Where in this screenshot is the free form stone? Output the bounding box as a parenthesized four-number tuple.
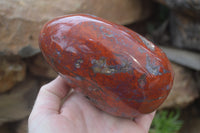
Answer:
(39, 14, 174, 118)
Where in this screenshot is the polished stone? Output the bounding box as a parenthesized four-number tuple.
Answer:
(39, 14, 174, 118)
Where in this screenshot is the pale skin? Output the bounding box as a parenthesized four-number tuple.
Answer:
(28, 76, 155, 133)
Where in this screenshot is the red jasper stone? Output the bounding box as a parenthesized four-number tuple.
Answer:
(39, 14, 174, 118)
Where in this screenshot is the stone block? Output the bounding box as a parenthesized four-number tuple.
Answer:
(160, 63, 199, 109)
(0, 0, 152, 57)
(0, 56, 26, 93)
(0, 79, 39, 125)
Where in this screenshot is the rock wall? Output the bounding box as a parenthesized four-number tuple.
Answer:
(0, 0, 199, 132)
(155, 0, 200, 51)
(0, 0, 152, 56)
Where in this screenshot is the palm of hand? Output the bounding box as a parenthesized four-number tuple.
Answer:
(29, 77, 155, 133)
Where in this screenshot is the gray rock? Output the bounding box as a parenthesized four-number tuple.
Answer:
(159, 46, 200, 70)
(155, 0, 200, 17)
(18, 45, 40, 58)
(0, 79, 39, 125)
(170, 12, 200, 51)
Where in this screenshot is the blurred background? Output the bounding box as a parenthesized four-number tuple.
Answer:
(0, 0, 199, 133)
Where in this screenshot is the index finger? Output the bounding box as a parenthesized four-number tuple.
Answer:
(134, 111, 156, 132)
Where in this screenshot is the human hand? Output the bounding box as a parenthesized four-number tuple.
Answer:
(28, 76, 155, 133)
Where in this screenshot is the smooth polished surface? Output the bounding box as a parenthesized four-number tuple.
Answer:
(39, 14, 174, 118)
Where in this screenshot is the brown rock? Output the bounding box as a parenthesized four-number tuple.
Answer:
(0, 79, 39, 125)
(180, 117, 200, 133)
(28, 54, 57, 78)
(0, 123, 11, 133)
(0, 56, 26, 93)
(16, 118, 28, 133)
(0, 0, 152, 57)
(159, 63, 198, 109)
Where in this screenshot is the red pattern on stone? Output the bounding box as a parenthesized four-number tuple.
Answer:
(39, 14, 174, 118)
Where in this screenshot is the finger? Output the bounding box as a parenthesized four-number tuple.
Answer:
(134, 111, 156, 131)
(32, 76, 71, 114)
